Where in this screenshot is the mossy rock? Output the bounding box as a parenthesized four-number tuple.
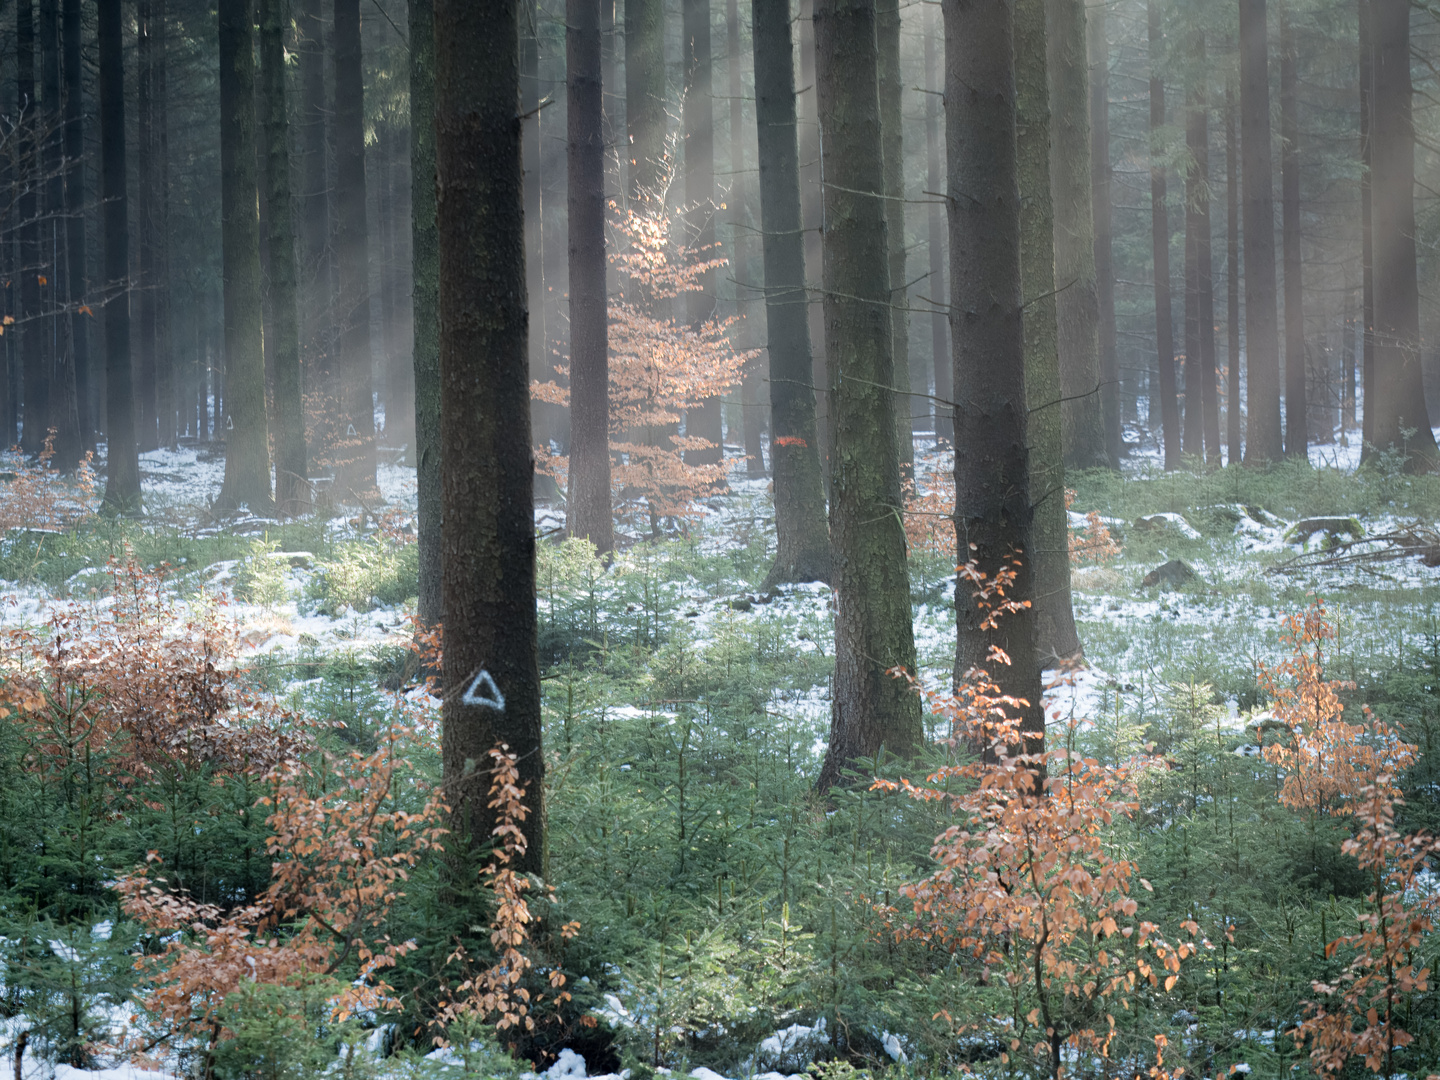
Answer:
(1284, 516, 1365, 547)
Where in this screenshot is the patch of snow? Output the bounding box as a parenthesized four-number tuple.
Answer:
(545, 1048, 588, 1080)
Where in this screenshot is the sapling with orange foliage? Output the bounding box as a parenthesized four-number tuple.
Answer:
(0, 430, 97, 531)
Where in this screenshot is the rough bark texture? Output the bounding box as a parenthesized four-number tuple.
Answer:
(1226, 76, 1241, 463)
(216, 0, 273, 512)
(813, 0, 921, 792)
(1239, 0, 1282, 463)
(333, 0, 377, 494)
(18, 0, 46, 458)
(153, 2, 172, 449)
(1368, 0, 1437, 465)
(876, 0, 911, 479)
(567, 0, 614, 553)
(98, 0, 140, 514)
(1359, 0, 1375, 452)
(731, 0, 766, 478)
(435, 0, 545, 873)
(753, 0, 830, 589)
(410, 0, 441, 627)
(1148, 0, 1179, 470)
(683, 0, 723, 470)
(923, 4, 952, 447)
(1048, 0, 1107, 471)
(626, 0, 666, 202)
(1017, 0, 1080, 664)
(260, 0, 308, 515)
(42, 0, 80, 469)
(137, 0, 157, 452)
(1087, 0, 1119, 466)
(1279, 3, 1305, 457)
(947, 0, 1044, 747)
(62, 0, 90, 455)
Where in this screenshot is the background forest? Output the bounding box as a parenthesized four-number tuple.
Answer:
(3, 0, 1440, 1078)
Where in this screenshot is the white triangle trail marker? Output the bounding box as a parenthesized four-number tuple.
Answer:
(346, 424, 357, 437)
(462, 669, 505, 711)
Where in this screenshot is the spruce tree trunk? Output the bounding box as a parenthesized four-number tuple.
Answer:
(1368, 0, 1436, 466)
(814, 0, 921, 792)
(730, 0, 765, 478)
(1279, 2, 1305, 457)
(753, 0, 830, 589)
(411, 0, 442, 627)
(1196, 58, 1219, 464)
(137, 0, 157, 452)
(1239, 0, 1282, 463)
(42, 0, 80, 470)
(1017, 0, 1080, 664)
(626, 0, 665, 202)
(1148, 0, 1179, 470)
(333, 0, 377, 495)
(567, 0, 613, 553)
(298, 0, 331, 372)
(1226, 75, 1241, 463)
(153, 0, 172, 448)
(1048, 0, 1107, 471)
(522, 2, 548, 462)
(98, 0, 140, 514)
(1182, 30, 1204, 459)
(18, 0, 47, 458)
(1087, 0, 1120, 466)
(216, 0, 272, 511)
(683, 0, 723, 472)
(798, 0, 830, 483)
(260, 0, 309, 515)
(1359, 0, 1375, 452)
(435, 0, 545, 874)
(923, 4, 952, 448)
(876, 0, 911, 479)
(947, 0, 1043, 749)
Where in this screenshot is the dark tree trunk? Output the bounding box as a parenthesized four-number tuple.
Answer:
(18, 0, 47, 458)
(1344, 288, 1356, 431)
(947, 0, 1043, 748)
(1359, 0, 1375, 452)
(154, 0, 172, 449)
(216, 0, 272, 511)
(435, 0, 545, 873)
(98, 0, 139, 513)
(260, 0, 308, 514)
(567, 0, 613, 553)
(731, 0, 766, 478)
(522, 1, 549, 463)
(798, 0, 829, 482)
(1182, 29, 1207, 460)
(42, 0, 80, 469)
(1087, 0, 1119, 466)
(333, 0, 377, 494)
(753, 0, 830, 589)
(1240, 0, 1281, 463)
(298, 0, 331, 373)
(683, 0, 723, 471)
(1279, 2, 1305, 457)
(137, 0, 157, 452)
(876, 0, 911, 479)
(923, 3, 952, 447)
(814, 0, 921, 792)
(1226, 74, 1241, 463)
(1148, 0, 1179, 469)
(1191, 37, 1219, 464)
(411, 0, 441, 626)
(625, 0, 665, 202)
(1368, 0, 1436, 466)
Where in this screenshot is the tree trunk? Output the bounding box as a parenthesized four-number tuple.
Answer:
(1359, 0, 1375, 452)
(1087, 0, 1119, 466)
(947, 0, 1043, 749)
(435, 0, 545, 873)
(626, 0, 665, 203)
(98, 0, 140, 513)
(1148, 0, 1179, 470)
(567, 0, 613, 553)
(813, 0, 921, 792)
(333, 0, 377, 495)
(154, 1, 172, 449)
(260, 0, 308, 515)
(411, 0, 441, 627)
(798, 0, 829, 483)
(923, 3, 952, 448)
(1239, 0, 1281, 463)
(137, 0, 157, 452)
(18, 0, 47, 458)
(522, 2, 550, 466)
(42, 0, 80, 469)
(1018, 0, 1080, 664)
(1181, 29, 1204, 460)
(876, 0, 911, 480)
(1226, 74, 1241, 463)
(1048, 0, 1106, 471)
(1191, 37, 1219, 464)
(298, 0, 331, 373)
(1368, 0, 1436, 466)
(731, 0, 766, 478)
(1279, 1, 1305, 457)
(754, 0, 830, 589)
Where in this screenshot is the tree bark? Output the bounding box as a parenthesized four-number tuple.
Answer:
(683, 0, 723, 472)
(411, 0, 441, 627)
(876, 0, 911, 480)
(18, 0, 47, 458)
(1226, 74, 1241, 463)
(1148, 0, 1179, 470)
(298, 0, 331, 374)
(814, 0, 921, 792)
(798, 0, 829, 483)
(1191, 37, 1219, 464)
(333, 0, 377, 495)
(1279, 1, 1305, 457)
(98, 0, 140, 513)
(1048, 0, 1106, 471)
(1359, 0, 1375, 452)
(754, 0, 830, 589)
(1087, 0, 1119, 466)
(568, 0, 614, 553)
(923, 3, 952, 448)
(435, 0, 545, 873)
(626, 0, 666, 203)
(1367, 0, 1436, 466)
(731, 0, 766, 478)
(947, 0, 1043, 749)
(137, 0, 157, 452)
(260, 0, 308, 514)
(1239, 0, 1281, 463)
(1181, 29, 1208, 461)
(216, 0, 273, 512)
(42, 0, 80, 469)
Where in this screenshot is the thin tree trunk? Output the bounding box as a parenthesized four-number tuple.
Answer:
(1182, 28, 1203, 459)
(923, 3, 952, 448)
(1226, 74, 1241, 463)
(877, 0, 911, 479)
(137, 0, 157, 452)
(798, 0, 829, 482)
(1359, 0, 1374, 452)
(814, 0, 921, 792)
(154, 0, 172, 449)
(947, 0, 1043, 749)
(298, 0, 330, 374)
(42, 0, 79, 469)
(731, 0, 766, 478)
(1240, 0, 1281, 462)
(626, 0, 665, 202)
(216, 0, 272, 511)
(435, 0, 545, 872)
(568, 0, 613, 553)
(333, 0, 377, 494)
(522, 1, 549, 463)
(1192, 37, 1219, 463)
(1087, 0, 1119, 466)
(1148, 0, 1179, 469)
(1279, 1, 1305, 457)
(1018, 0, 1080, 663)
(1049, 0, 1106, 471)
(260, 0, 308, 514)
(754, 0, 830, 589)
(18, 0, 46, 457)
(1343, 284, 1356, 431)
(411, 0, 441, 626)
(98, 0, 139, 513)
